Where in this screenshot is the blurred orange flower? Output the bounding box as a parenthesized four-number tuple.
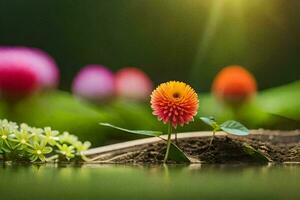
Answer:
(150, 81, 199, 128)
(212, 65, 257, 103)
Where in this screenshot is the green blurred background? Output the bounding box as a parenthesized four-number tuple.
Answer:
(0, 0, 299, 146)
(0, 0, 299, 91)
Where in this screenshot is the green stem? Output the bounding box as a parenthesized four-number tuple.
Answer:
(164, 123, 172, 163)
(209, 130, 216, 146)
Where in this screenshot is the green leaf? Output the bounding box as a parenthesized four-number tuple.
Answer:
(220, 120, 249, 136)
(99, 123, 163, 137)
(43, 146, 53, 154)
(257, 80, 300, 121)
(168, 142, 191, 163)
(242, 143, 272, 163)
(1, 146, 11, 153)
(29, 155, 38, 162)
(200, 117, 219, 130)
(9, 91, 109, 145)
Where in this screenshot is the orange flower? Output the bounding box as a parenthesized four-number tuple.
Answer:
(150, 81, 199, 128)
(212, 65, 257, 103)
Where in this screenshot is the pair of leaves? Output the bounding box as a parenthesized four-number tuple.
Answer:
(200, 117, 249, 136)
(100, 123, 190, 162)
(200, 117, 271, 163)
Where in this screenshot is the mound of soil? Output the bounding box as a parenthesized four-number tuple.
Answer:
(89, 130, 300, 164)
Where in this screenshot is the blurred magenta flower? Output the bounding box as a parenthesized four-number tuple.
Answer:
(0, 65, 38, 100)
(115, 67, 153, 101)
(72, 65, 115, 102)
(0, 47, 59, 100)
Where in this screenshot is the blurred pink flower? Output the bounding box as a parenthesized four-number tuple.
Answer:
(0, 47, 59, 89)
(0, 64, 38, 100)
(72, 65, 115, 102)
(115, 67, 153, 101)
(0, 47, 59, 100)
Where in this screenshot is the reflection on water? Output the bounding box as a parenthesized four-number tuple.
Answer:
(0, 163, 300, 200)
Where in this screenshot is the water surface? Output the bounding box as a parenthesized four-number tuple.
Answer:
(1, 163, 299, 200)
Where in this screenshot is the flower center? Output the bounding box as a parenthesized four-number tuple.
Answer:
(172, 92, 181, 99)
(21, 139, 26, 144)
(36, 150, 42, 155)
(1, 135, 7, 140)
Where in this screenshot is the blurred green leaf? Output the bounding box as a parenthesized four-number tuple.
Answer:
(220, 120, 249, 136)
(168, 142, 191, 163)
(242, 143, 272, 163)
(2, 91, 112, 145)
(99, 123, 163, 137)
(257, 80, 300, 121)
(103, 100, 164, 141)
(108, 100, 163, 130)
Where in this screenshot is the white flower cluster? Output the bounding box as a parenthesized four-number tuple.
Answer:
(0, 119, 91, 162)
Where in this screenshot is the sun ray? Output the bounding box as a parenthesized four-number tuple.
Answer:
(189, 0, 225, 78)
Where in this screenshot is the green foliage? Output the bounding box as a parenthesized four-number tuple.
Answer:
(3, 91, 110, 145)
(0, 91, 163, 145)
(0, 119, 91, 162)
(257, 80, 300, 121)
(1, 81, 298, 147)
(200, 117, 249, 136)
